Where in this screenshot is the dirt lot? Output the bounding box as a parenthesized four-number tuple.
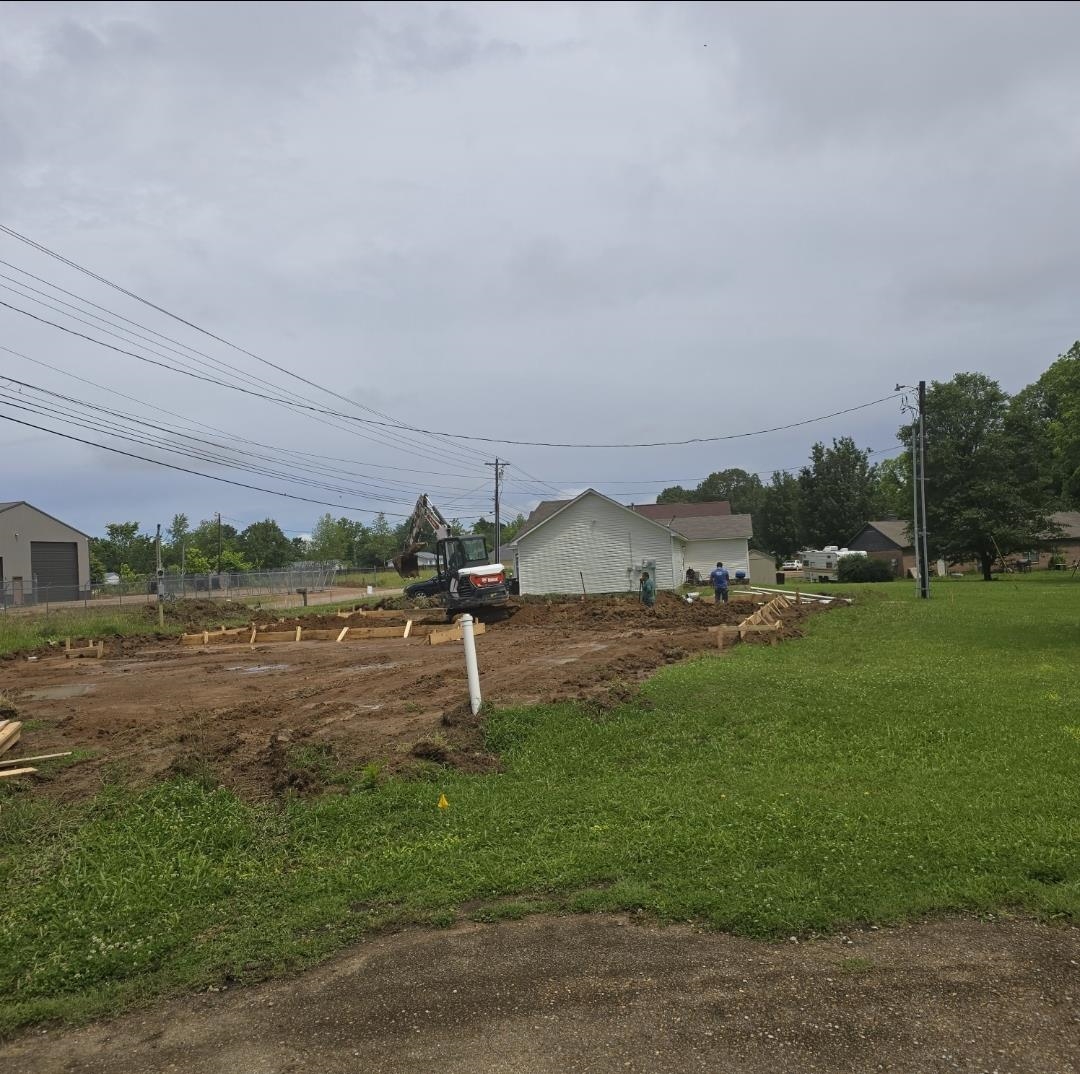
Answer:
(0, 593, 826, 800)
(3, 915, 1077, 1073)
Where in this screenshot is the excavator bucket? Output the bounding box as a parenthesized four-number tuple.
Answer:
(393, 542, 425, 578)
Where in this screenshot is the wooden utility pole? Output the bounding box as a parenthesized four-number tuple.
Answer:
(485, 458, 509, 564)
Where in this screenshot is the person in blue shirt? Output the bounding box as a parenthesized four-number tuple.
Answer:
(709, 561, 730, 604)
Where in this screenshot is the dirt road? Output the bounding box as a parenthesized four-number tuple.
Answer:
(3, 915, 1077, 1073)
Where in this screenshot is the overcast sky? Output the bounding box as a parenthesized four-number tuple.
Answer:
(1, 1, 1078, 537)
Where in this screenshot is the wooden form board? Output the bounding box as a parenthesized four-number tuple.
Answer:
(427, 621, 487, 646)
(0, 767, 36, 780)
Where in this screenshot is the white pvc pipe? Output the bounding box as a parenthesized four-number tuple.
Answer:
(461, 613, 482, 715)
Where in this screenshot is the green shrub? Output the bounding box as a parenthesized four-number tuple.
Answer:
(838, 555, 894, 582)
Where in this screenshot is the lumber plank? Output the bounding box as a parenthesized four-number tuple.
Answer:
(295, 626, 303, 642)
(0, 767, 36, 779)
(299, 629, 343, 641)
(404, 619, 413, 639)
(427, 626, 462, 646)
(336, 626, 349, 642)
(0, 722, 23, 755)
(340, 626, 409, 640)
(0, 751, 72, 768)
(249, 626, 257, 646)
(253, 631, 297, 644)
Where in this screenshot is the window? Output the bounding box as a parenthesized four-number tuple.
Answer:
(459, 536, 488, 564)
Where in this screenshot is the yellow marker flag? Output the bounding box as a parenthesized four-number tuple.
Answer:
(437, 793, 449, 810)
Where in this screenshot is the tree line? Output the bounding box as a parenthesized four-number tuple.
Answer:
(89, 342, 1079, 583)
(89, 509, 530, 581)
(657, 342, 1080, 578)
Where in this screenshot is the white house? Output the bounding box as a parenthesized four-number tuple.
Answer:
(508, 489, 685, 595)
(633, 502, 753, 582)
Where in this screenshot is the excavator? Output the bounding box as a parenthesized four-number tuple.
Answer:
(394, 495, 509, 615)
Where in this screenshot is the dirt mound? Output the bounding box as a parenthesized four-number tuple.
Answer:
(507, 593, 748, 628)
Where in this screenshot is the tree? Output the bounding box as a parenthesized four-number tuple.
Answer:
(657, 468, 765, 515)
(309, 513, 349, 562)
(900, 373, 1054, 581)
(1015, 341, 1080, 506)
(798, 438, 879, 549)
(757, 472, 803, 558)
(167, 513, 189, 549)
(238, 519, 294, 569)
(872, 454, 911, 519)
(90, 522, 155, 575)
(88, 546, 107, 585)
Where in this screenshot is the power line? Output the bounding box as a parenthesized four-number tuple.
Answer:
(0, 410, 417, 518)
(0, 294, 904, 449)
(0, 343, 501, 483)
(0, 225, 492, 466)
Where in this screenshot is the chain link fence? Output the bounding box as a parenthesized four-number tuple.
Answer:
(0, 566, 340, 613)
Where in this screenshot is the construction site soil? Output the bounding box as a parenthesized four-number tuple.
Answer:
(0, 593, 830, 801)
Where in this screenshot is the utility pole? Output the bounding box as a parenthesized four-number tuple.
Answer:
(216, 512, 222, 576)
(155, 523, 164, 628)
(897, 382, 931, 599)
(917, 380, 930, 600)
(485, 458, 509, 564)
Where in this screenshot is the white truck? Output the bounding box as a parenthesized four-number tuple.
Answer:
(799, 546, 867, 583)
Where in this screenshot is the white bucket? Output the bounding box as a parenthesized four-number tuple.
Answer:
(366, 585, 374, 595)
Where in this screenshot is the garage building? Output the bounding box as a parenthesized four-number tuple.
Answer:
(0, 501, 90, 605)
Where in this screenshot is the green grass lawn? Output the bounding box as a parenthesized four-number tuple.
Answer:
(1, 575, 1077, 1032)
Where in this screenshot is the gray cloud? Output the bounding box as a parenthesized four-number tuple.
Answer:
(0, 2, 1077, 534)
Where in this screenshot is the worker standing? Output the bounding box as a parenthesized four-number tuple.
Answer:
(709, 561, 730, 604)
(639, 570, 656, 608)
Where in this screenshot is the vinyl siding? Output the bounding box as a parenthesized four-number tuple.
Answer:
(683, 538, 750, 580)
(517, 493, 679, 595)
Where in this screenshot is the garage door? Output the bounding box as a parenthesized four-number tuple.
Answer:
(31, 541, 79, 602)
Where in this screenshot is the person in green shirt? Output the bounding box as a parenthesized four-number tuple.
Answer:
(639, 570, 656, 608)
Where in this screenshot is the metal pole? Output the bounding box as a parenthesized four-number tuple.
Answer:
(911, 416, 920, 594)
(155, 523, 164, 627)
(216, 512, 222, 576)
(461, 613, 482, 715)
(918, 380, 930, 599)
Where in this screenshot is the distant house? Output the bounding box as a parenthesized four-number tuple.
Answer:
(1039, 511, 1080, 568)
(846, 519, 913, 578)
(509, 489, 685, 595)
(633, 501, 753, 582)
(0, 501, 90, 604)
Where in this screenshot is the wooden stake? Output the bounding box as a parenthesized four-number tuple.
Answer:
(403, 619, 413, 638)
(295, 626, 302, 642)
(336, 626, 349, 642)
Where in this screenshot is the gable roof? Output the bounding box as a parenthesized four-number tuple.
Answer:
(0, 500, 90, 538)
(1049, 511, 1080, 539)
(633, 501, 731, 519)
(664, 514, 753, 541)
(852, 519, 912, 549)
(513, 489, 682, 545)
